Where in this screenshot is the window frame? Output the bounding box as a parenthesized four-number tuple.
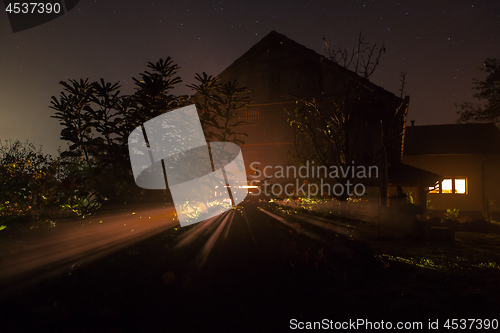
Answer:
(428, 177, 468, 195)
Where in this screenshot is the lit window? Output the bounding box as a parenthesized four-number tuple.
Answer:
(429, 178, 468, 194)
(442, 179, 453, 193)
(428, 182, 439, 193)
(454, 178, 467, 194)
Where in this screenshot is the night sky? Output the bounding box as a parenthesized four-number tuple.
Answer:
(1, 0, 499, 156)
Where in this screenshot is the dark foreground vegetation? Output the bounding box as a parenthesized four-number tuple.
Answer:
(1, 199, 499, 332)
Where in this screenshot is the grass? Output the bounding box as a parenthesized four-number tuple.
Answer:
(369, 232, 500, 272)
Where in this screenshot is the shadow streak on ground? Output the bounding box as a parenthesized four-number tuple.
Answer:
(0, 201, 499, 332)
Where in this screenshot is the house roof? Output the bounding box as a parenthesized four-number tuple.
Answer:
(216, 30, 403, 105)
(403, 123, 500, 155)
(389, 162, 443, 187)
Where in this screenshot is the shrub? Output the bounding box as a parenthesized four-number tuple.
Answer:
(444, 207, 460, 221)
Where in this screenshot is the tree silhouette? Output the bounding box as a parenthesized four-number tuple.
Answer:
(456, 57, 500, 125)
(50, 58, 188, 205)
(51, 58, 252, 207)
(188, 73, 252, 145)
(130, 57, 188, 127)
(285, 33, 408, 199)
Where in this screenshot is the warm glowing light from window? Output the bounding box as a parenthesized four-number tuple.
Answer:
(454, 178, 467, 194)
(429, 178, 468, 194)
(442, 179, 452, 193)
(428, 182, 439, 193)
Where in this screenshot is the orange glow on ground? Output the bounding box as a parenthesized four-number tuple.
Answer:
(0, 204, 178, 296)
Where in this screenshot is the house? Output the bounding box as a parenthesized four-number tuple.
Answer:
(214, 30, 412, 198)
(402, 122, 500, 219)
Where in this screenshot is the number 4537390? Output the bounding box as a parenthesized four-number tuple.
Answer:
(444, 319, 498, 330)
(5, 2, 62, 14)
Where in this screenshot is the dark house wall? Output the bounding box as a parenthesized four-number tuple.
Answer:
(215, 31, 407, 191)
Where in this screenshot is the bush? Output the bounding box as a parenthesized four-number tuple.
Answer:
(0, 140, 63, 229)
